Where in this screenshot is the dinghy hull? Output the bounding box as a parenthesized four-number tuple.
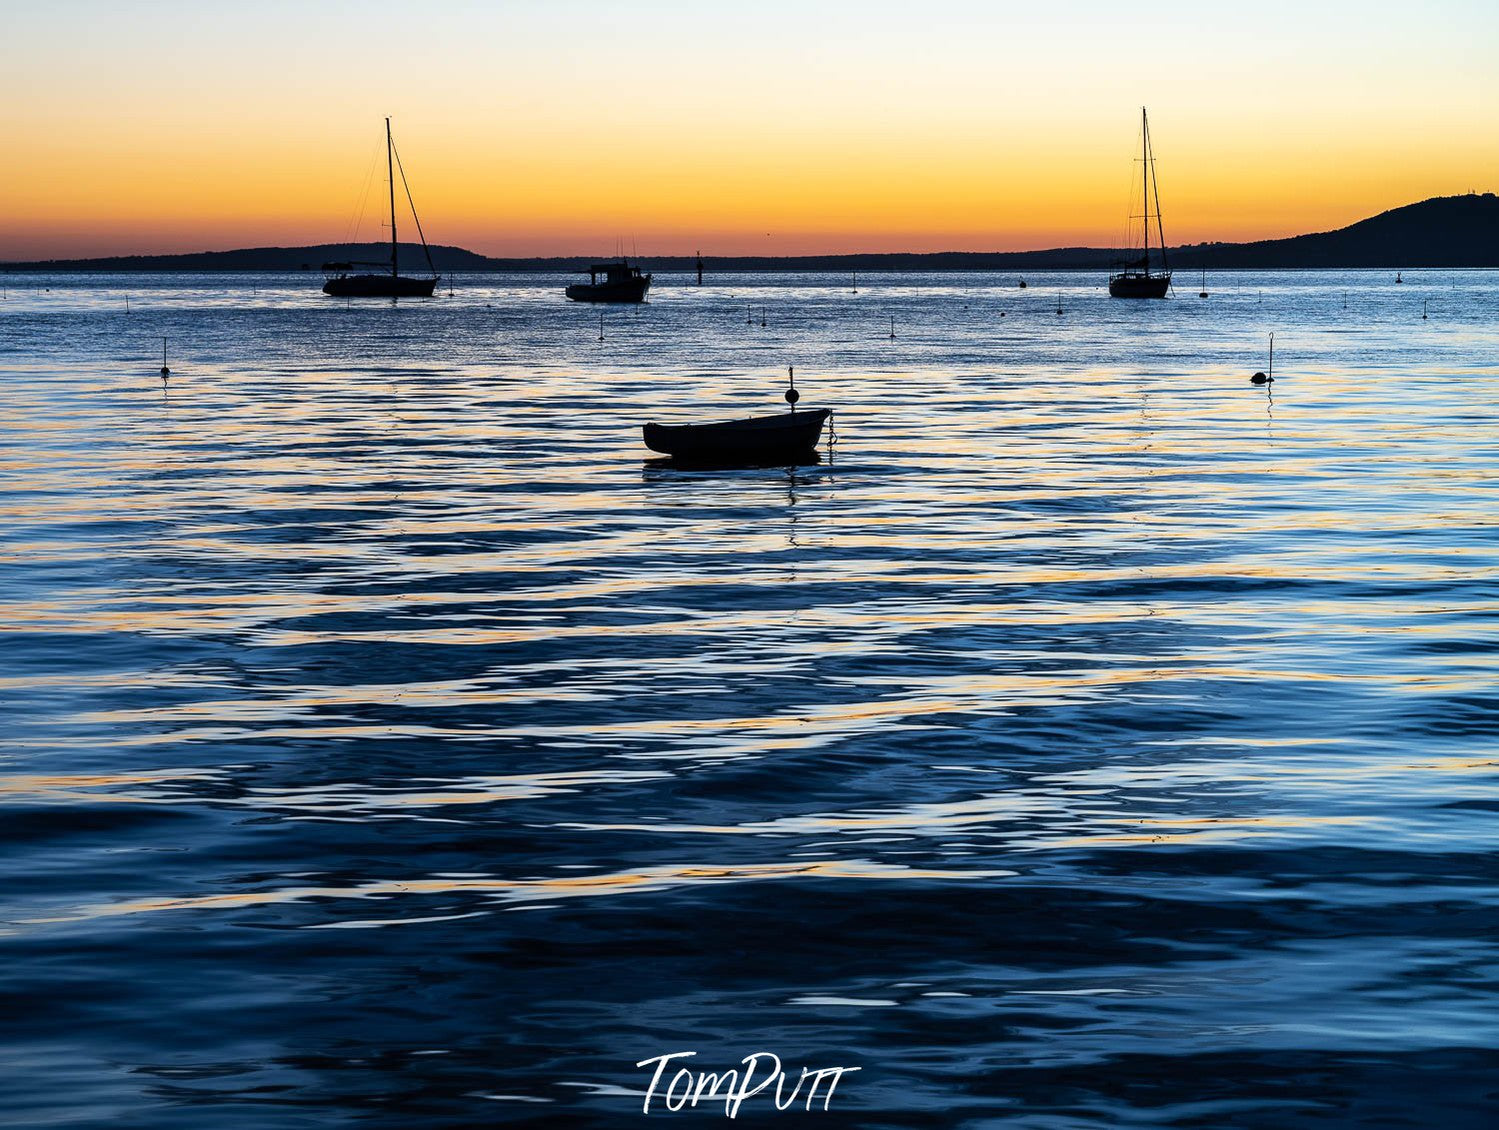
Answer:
(643, 409, 830, 463)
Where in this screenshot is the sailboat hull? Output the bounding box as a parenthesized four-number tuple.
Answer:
(323, 274, 438, 298)
(1108, 272, 1171, 299)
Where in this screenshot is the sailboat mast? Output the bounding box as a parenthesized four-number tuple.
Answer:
(386, 117, 398, 279)
(1141, 107, 1150, 274)
(1147, 108, 1169, 273)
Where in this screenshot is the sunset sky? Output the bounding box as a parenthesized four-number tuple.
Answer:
(3, 0, 1496, 259)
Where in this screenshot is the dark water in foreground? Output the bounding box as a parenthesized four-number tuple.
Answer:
(2, 271, 1496, 1127)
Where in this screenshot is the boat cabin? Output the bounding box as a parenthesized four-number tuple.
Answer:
(585, 261, 646, 286)
(565, 257, 652, 302)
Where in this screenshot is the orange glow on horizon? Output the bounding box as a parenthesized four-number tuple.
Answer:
(2, 1, 1496, 260)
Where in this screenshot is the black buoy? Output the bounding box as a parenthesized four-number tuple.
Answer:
(1396, 271, 1403, 284)
(889, 315, 895, 339)
(159, 336, 170, 377)
(1019, 278, 1027, 289)
(760, 306, 766, 327)
(1251, 333, 1274, 384)
(747, 302, 752, 325)
(1056, 293, 1063, 315)
(1422, 299, 1428, 320)
(785, 365, 799, 410)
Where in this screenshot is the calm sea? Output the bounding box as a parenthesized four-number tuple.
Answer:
(1, 270, 1496, 1127)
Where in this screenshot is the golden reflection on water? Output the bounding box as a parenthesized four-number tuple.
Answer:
(26, 859, 1017, 929)
(15, 640, 1492, 761)
(4, 272, 1498, 964)
(1030, 815, 1373, 851)
(558, 795, 1375, 842)
(0, 769, 214, 801)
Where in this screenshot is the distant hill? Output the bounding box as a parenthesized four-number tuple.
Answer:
(1168, 193, 1499, 269)
(4, 193, 1496, 271)
(0, 242, 495, 273)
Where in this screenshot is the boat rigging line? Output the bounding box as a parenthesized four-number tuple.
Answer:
(344, 136, 382, 247)
(389, 135, 437, 278)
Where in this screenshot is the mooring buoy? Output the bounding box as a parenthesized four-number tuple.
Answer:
(1251, 333, 1275, 384)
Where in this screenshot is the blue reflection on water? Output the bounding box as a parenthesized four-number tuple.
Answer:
(1, 271, 1496, 1127)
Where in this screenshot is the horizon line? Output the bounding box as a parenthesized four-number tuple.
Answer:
(7, 190, 1493, 267)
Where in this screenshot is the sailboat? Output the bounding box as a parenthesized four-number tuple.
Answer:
(1109, 107, 1172, 299)
(323, 118, 439, 298)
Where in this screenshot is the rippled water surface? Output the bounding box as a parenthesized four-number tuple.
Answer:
(2, 271, 1496, 1127)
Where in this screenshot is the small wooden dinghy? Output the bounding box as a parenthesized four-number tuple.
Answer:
(643, 366, 831, 463)
(644, 408, 830, 461)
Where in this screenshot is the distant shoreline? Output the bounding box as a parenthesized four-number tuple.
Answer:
(4, 193, 1495, 273)
(4, 264, 1496, 274)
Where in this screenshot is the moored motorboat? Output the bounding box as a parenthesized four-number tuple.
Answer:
(566, 260, 652, 303)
